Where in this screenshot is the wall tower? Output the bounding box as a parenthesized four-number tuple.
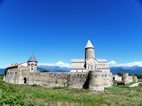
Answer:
(27, 54, 38, 72)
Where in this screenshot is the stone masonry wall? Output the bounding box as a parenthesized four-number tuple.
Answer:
(28, 72, 89, 89)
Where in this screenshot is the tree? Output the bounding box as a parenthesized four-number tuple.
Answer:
(41, 70, 49, 72)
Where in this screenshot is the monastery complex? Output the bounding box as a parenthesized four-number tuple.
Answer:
(3, 40, 138, 91)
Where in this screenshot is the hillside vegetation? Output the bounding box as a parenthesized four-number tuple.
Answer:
(0, 76, 142, 106)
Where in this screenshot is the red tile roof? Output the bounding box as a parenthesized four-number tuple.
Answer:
(6, 62, 25, 69)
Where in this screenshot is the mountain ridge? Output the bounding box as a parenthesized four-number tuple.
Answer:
(110, 66, 142, 74)
(0, 66, 142, 74)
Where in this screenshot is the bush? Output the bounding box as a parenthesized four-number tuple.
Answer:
(32, 84, 38, 87)
(134, 74, 142, 79)
(0, 75, 3, 81)
(138, 83, 142, 87)
(138, 78, 142, 82)
(53, 86, 64, 89)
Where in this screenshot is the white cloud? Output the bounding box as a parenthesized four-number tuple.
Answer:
(39, 60, 142, 68)
(118, 62, 142, 67)
(108, 61, 118, 67)
(108, 61, 142, 67)
(39, 61, 70, 68)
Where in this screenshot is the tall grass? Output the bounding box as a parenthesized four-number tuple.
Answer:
(0, 76, 142, 106)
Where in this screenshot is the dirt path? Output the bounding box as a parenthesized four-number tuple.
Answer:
(129, 82, 141, 87)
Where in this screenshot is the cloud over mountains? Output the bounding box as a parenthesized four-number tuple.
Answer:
(38, 61, 70, 72)
(39, 60, 142, 68)
(38, 61, 70, 68)
(1, 60, 142, 74)
(108, 61, 142, 67)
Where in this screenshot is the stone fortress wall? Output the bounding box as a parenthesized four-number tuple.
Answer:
(122, 73, 138, 84)
(28, 71, 112, 90)
(112, 73, 138, 85)
(4, 67, 137, 91)
(3, 40, 138, 91)
(28, 72, 89, 89)
(4, 68, 113, 91)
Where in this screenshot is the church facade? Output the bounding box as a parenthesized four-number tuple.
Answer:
(71, 40, 110, 73)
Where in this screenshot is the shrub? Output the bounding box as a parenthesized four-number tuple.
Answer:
(138, 78, 142, 82)
(53, 86, 64, 89)
(32, 84, 38, 87)
(138, 83, 142, 87)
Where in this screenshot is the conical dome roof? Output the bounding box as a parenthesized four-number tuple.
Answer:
(85, 40, 94, 48)
(28, 54, 38, 62)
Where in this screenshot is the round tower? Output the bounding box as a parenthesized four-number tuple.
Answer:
(27, 54, 38, 72)
(85, 40, 94, 60)
(88, 70, 105, 91)
(122, 73, 129, 84)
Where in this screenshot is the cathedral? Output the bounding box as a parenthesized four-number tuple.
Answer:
(71, 40, 110, 73)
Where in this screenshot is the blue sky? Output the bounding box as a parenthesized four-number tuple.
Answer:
(0, 0, 142, 68)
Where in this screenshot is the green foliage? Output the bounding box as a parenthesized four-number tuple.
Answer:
(139, 83, 142, 87)
(117, 72, 123, 76)
(0, 75, 3, 81)
(134, 74, 142, 79)
(0, 82, 29, 105)
(138, 78, 142, 82)
(53, 86, 65, 89)
(32, 84, 38, 87)
(1, 80, 142, 105)
(41, 70, 49, 72)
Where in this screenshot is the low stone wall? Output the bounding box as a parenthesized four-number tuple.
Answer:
(112, 75, 122, 82)
(28, 72, 89, 89)
(128, 76, 133, 83)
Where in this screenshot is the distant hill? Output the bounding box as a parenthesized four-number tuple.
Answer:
(0, 66, 70, 74)
(110, 66, 142, 74)
(1, 66, 142, 74)
(0, 68, 5, 74)
(37, 67, 46, 72)
(38, 65, 142, 74)
(38, 65, 70, 72)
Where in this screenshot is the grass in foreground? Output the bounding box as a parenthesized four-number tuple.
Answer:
(138, 78, 142, 82)
(0, 77, 142, 106)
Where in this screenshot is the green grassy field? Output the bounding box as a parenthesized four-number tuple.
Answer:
(0, 76, 142, 106)
(138, 78, 142, 82)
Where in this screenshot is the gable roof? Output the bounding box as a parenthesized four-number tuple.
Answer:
(6, 62, 26, 69)
(28, 54, 38, 62)
(85, 40, 94, 48)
